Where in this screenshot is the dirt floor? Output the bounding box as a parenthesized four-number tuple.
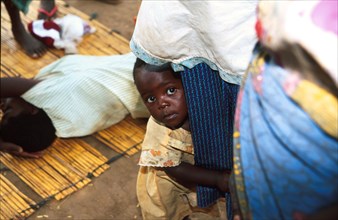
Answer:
(67, 0, 141, 41)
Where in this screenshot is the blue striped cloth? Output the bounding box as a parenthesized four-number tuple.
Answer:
(181, 63, 239, 219)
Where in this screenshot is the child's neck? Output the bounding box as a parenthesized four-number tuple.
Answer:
(181, 118, 190, 131)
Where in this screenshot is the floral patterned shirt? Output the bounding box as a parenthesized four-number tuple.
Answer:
(138, 117, 193, 167)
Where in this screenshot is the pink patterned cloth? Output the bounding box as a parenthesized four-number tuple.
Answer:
(256, 1, 337, 84)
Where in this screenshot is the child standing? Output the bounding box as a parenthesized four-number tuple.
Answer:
(133, 58, 230, 219)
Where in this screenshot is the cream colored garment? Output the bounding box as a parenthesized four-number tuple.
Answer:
(137, 117, 195, 219)
(138, 117, 193, 167)
(131, 1, 258, 85)
(22, 53, 149, 137)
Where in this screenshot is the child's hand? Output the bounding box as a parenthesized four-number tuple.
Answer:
(0, 140, 23, 154)
(11, 150, 45, 159)
(229, 172, 242, 220)
(0, 140, 44, 158)
(216, 170, 231, 192)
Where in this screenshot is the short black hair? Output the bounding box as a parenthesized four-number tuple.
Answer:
(0, 109, 56, 152)
(133, 58, 181, 80)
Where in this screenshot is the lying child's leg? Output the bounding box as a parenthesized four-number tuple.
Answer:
(3, 0, 47, 58)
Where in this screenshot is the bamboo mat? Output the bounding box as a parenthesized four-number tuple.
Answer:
(94, 116, 147, 156)
(1, 0, 147, 157)
(0, 138, 109, 201)
(0, 138, 109, 219)
(1, 0, 131, 78)
(0, 174, 37, 219)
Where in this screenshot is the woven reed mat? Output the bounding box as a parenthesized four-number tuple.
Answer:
(94, 115, 147, 156)
(1, 0, 130, 78)
(0, 138, 109, 218)
(0, 138, 109, 201)
(1, 0, 147, 157)
(0, 174, 37, 219)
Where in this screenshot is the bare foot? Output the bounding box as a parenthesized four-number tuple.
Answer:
(12, 24, 47, 58)
(3, 0, 47, 57)
(38, 0, 57, 20)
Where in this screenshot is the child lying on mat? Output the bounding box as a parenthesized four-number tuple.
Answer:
(0, 52, 149, 157)
(133, 58, 231, 219)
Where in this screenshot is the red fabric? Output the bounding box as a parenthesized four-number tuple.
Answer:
(38, 5, 58, 18)
(255, 19, 263, 40)
(27, 20, 61, 47)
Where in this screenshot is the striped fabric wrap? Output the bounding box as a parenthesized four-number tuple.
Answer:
(180, 63, 239, 219)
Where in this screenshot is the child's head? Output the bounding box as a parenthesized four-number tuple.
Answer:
(133, 58, 188, 130)
(0, 98, 56, 152)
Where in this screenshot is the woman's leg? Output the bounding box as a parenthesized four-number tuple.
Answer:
(2, 0, 47, 58)
(38, 0, 57, 20)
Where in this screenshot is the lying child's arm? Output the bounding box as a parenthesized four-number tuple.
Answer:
(1, 77, 40, 98)
(0, 138, 43, 158)
(160, 162, 230, 192)
(0, 138, 23, 154)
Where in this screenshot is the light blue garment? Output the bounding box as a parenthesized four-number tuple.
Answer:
(131, 41, 243, 85)
(234, 46, 338, 220)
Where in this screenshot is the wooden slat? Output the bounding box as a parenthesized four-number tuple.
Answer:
(0, 138, 109, 201)
(94, 116, 147, 156)
(1, 0, 131, 81)
(0, 174, 36, 219)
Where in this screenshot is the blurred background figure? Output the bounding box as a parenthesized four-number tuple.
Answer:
(233, 1, 338, 220)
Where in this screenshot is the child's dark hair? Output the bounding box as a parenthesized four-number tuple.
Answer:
(133, 58, 181, 80)
(0, 109, 56, 152)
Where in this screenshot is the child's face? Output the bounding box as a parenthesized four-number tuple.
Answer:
(135, 68, 188, 130)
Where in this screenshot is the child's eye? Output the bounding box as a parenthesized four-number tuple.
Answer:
(167, 88, 176, 95)
(147, 96, 156, 103)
